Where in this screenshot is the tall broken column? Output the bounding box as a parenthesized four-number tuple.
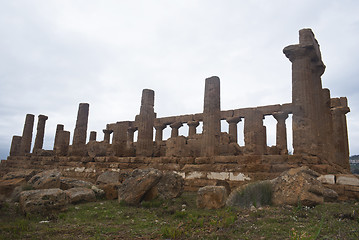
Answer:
(10, 136, 22, 156)
(19, 114, 35, 155)
(201, 76, 221, 157)
(33, 114, 48, 152)
(136, 89, 156, 157)
(53, 124, 64, 150)
(72, 103, 89, 155)
(284, 29, 326, 156)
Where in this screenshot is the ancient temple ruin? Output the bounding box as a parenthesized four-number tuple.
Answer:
(0, 29, 351, 190)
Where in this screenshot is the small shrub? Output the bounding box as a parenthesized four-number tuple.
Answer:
(173, 210, 187, 219)
(161, 226, 183, 239)
(230, 181, 272, 208)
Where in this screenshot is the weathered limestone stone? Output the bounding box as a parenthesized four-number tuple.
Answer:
(103, 129, 113, 143)
(273, 112, 288, 153)
(33, 114, 48, 152)
(270, 166, 336, 206)
(226, 117, 241, 143)
(118, 168, 162, 205)
(336, 175, 359, 186)
(28, 170, 61, 189)
(155, 171, 184, 199)
(89, 131, 97, 141)
(60, 178, 93, 190)
(321, 89, 335, 164)
(96, 171, 120, 185)
(244, 110, 266, 154)
(170, 122, 183, 138)
(0, 178, 27, 200)
(3, 169, 37, 181)
(112, 121, 131, 156)
(19, 114, 35, 155)
(127, 127, 137, 148)
(53, 124, 64, 149)
(19, 188, 67, 214)
(196, 186, 227, 209)
(201, 76, 221, 157)
(9, 135, 22, 156)
(136, 89, 156, 157)
(54, 130, 70, 156)
(284, 29, 325, 156)
(65, 187, 96, 204)
(317, 175, 335, 185)
(72, 103, 89, 155)
(331, 98, 350, 170)
(187, 121, 199, 137)
(166, 136, 188, 157)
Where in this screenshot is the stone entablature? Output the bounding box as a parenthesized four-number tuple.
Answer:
(2, 29, 351, 182)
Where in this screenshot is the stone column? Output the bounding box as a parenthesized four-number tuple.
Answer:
(72, 103, 89, 146)
(273, 112, 288, 153)
(19, 114, 35, 155)
(136, 89, 156, 157)
(112, 121, 131, 156)
(89, 131, 97, 141)
(154, 124, 166, 142)
(10, 136, 22, 156)
(103, 129, 113, 143)
(187, 121, 199, 137)
(170, 122, 182, 138)
(53, 124, 64, 150)
(321, 89, 335, 163)
(244, 110, 266, 154)
(331, 99, 350, 170)
(201, 76, 221, 157)
(226, 117, 241, 143)
(33, 114, 48, 151)
(54, 130, 70, 156)
(283, 29, 325, 155)
(127, 127, 136, 148)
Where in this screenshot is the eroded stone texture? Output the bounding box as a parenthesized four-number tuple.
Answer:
(283, 29, 326, 156)
(197, 186, 227, 209)
(54, 130, 70, 156)
(226, 117, 241, 143)
(19, 114, 35, 155)
(331, 98, 350, 170)
(154, 124, 166, 142)
(72, 103, 89, 155)
(170, 122, 182, 138)
(244, 110, 266, 154)
(201, 76, 221, 157)
(187, 121, 199, 137)
(33, 115, 48, 152)
(10, 136, 22, 156)
(53, 124, 64, 150)
(112, 121, 131, 156)
(89, 131, 97, 141)
(136, 89, 156, 157)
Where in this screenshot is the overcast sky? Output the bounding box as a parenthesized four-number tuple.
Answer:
(1, 0, 359, 160)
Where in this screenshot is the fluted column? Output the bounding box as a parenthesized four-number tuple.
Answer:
(10, 136, 22, 156)
(273, 112, 288, 152)
(170, 122, 182, 138)
(103, 129, 113, 143)
(283, 29, 325, 155)
(136, 89, 156, 157)
(331, 101, 350, 170)
(53, 124, 64, 150)
(72, 103, 89, 155)
(226, 117, 241, 143)
(187, 121, 199, 137)
(154, 124, 166, 142)
(33, 114, 48, 151)
(19, 114, 35, 155)
(201, 76, 221, 157)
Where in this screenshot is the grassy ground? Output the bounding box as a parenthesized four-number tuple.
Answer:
(0, 192, 358, 240)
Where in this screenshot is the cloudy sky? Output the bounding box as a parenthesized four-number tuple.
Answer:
(1, 0, 359, 160)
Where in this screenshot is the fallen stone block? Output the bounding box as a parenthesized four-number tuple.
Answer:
(65, 187, 96, 204)
(28, 170, 61, 189)
(197, 186, 227, 209)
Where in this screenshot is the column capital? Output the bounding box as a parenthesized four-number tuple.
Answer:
(170, 122, 183, 129)
(38, 114, 48, 121)
(331, 106, 350, 115)
(273, 111, 289, 121)
(226, 117, 241, 124)
(154, 123, 167, 130)
(103, 129, 113, 134)
(187, 121, 199, 127)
